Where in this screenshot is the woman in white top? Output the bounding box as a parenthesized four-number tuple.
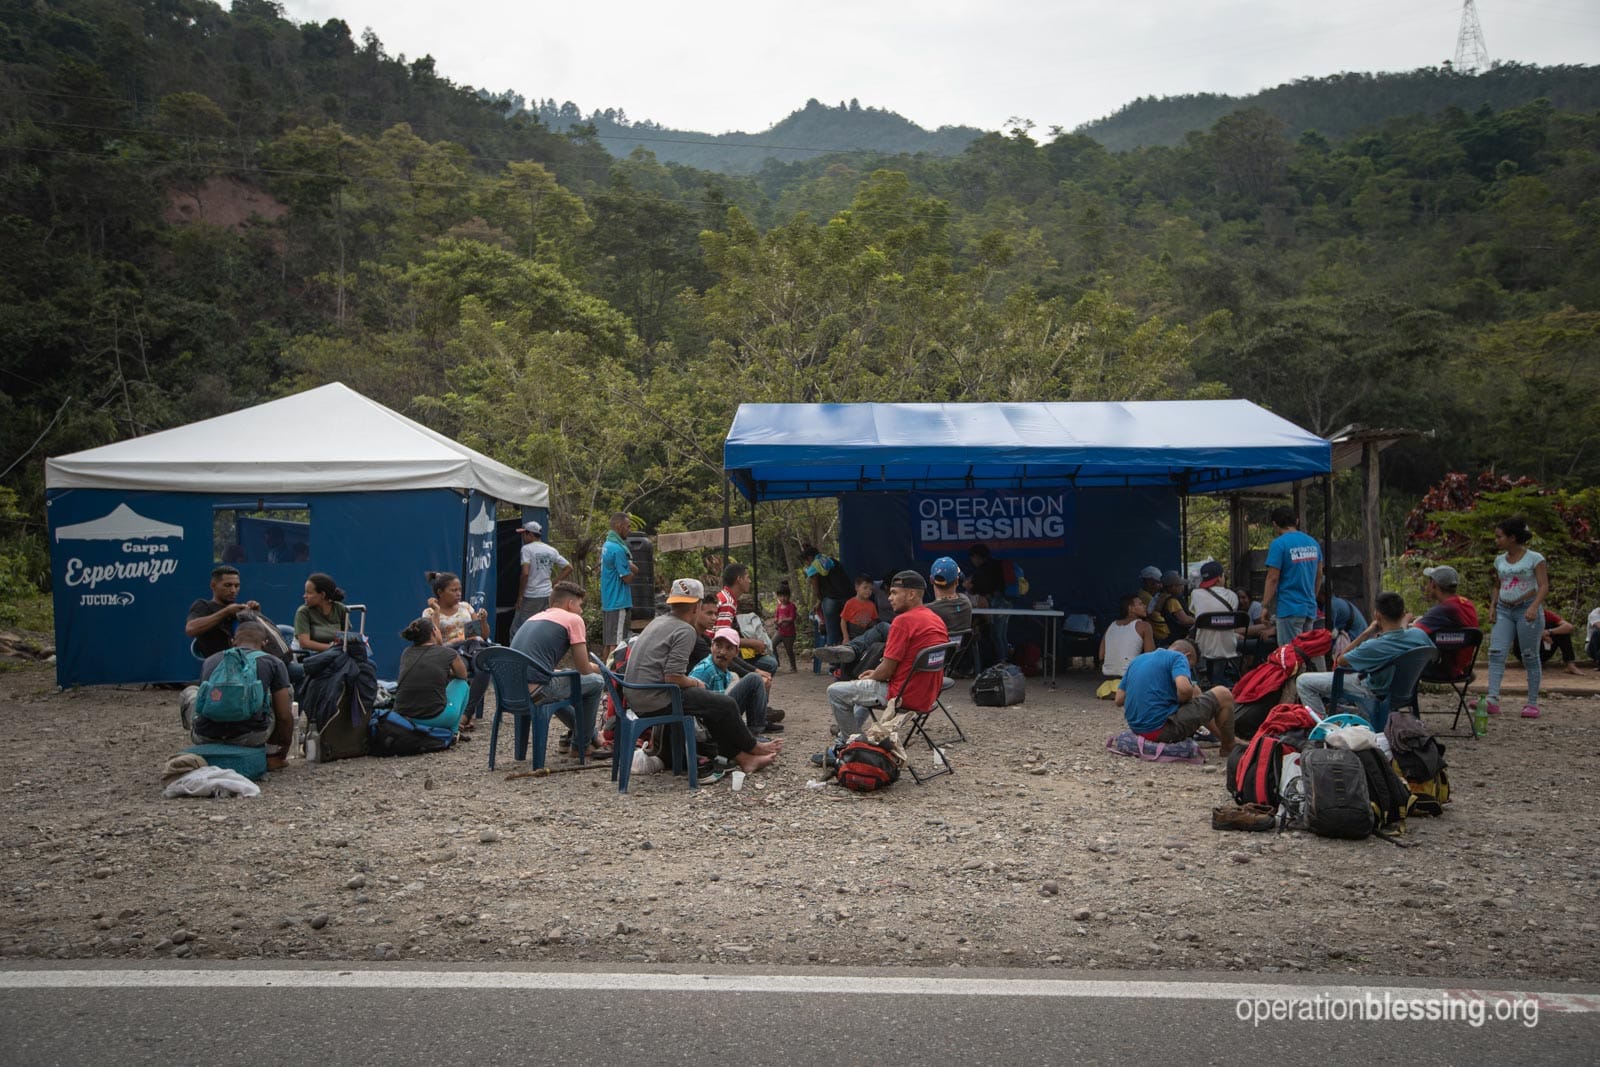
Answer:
(1098, 593, 1155, 697)
(1485, 515, 1548, 719)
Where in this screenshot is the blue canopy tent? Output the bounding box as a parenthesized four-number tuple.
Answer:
(45, 383, 549, 687)
(722, 401, 1332, 634)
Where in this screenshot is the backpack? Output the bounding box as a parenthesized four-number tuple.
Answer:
(1226, 703, 1316, 805)
(1300, 746, 1375, 839)
(834, 739, 900, 792)
(1354, 746, 1414, 831)
(1384, 715, 1451, 815)
(1001, 559, 1029, 598)
(368, 708, 456, 757)
(196, 649, 268, 723)
(971, 663, 1026, 707)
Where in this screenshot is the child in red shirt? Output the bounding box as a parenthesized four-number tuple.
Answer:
(774, 582, 798, 673)
(840, 575, 881, 638)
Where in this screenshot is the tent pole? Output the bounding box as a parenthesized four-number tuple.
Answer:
(722, 476, 731, 575)
(1322, 473, 1334, 625)
(1179, 481, 1189, 578)
(750, 493, 759, 604)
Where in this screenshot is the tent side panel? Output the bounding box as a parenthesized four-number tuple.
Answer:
(839, 487, 1180, 627)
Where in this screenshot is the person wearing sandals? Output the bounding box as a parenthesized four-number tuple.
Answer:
(1486, 515, 1549, 719)
(294, 572, 350, 653)
(509, 580, 612, 760)
(393, 617, 471, 734)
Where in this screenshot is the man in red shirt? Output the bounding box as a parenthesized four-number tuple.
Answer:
(717, 562, 777, 672)
(1412, 565, 1481, 679)
(820, 570, 948, 754)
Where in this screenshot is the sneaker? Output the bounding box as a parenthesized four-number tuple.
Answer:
(556, 734, 572, 753)
(765, 708, 786, 724)
(1521, 704, 1541, 718)
(1194, 729, 1221, 745)
(761, 722, 785, 733)
(810, 748, 838, 768)
(1486, 701, 1501, 716)
(815, 645, 858, 664)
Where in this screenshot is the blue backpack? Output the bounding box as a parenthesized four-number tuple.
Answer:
(196, 649, 268, 722)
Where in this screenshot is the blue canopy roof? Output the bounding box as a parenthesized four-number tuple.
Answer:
(724, 401, 1331, 500)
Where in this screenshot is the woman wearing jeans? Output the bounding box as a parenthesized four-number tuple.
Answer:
(1485, 515, 1549, 719)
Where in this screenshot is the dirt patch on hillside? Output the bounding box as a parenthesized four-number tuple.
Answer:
(1, 660, 1596, 980)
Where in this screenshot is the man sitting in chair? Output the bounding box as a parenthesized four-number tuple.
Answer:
(818, 570, 948, 763)
(1117, 639, 1235, 749)
(509, 580, 609, 759)
(1296, 591, 1435, 719)
(623, 578, 783, 776)
(1411, 565, 1480, 681)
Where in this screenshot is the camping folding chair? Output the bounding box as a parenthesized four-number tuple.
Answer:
(1417, 627, 1483, 738)
(594, 660, 699, 794)
(892, 641, 964, 783)
(476, 646, 583, 771)
(1192, 610, 1249, 686)
(1328, 643, 1439, 733)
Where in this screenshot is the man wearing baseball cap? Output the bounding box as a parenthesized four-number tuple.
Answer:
(817, 570, 948, 764)
(512, 519, 571, 636)
(927, 556, 973, 638)
(1188, 560, 1241, 686)
(624, 578, 783, 774)
(689, 626, 776, 735)
(1413, 564, 1480, 679)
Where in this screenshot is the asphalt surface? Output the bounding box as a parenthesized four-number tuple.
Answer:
(2, 964, 1595, 1065)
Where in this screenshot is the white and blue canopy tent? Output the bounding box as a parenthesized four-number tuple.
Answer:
(46, 382, 549, 686)
(722, 400, 1333, 624)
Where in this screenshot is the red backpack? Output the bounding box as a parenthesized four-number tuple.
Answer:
(1227, 703, 1316, 806)
(834, 740, 901, 792)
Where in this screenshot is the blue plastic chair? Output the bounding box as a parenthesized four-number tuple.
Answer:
(594, 660, 698, 793)
(476, 647, 581, 771)
(1329, 643, 1438, 733)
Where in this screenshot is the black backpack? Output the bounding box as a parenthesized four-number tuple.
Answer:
(834, 740, 900, 792)
(971, 664, 1026, 707)
(1354, 746, 1414, 831)
(1300, 746, 1375, 839)
(368, 708, 455, 757)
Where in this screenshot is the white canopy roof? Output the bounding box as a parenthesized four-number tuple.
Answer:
(46, 382, 550, 507)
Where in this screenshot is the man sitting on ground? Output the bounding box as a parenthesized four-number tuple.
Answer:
(689, 593, 783, 732)
(623, 578, 782, 775)
(1153, 570, 1194, 645)
(690, 627, 775, 736)
(1116, 639, 1235, 749)
(1411, 565, 1480, 682)
(818, 570, 949, 763)
(509, 580, 609, 759)
(179, 621, 294, 769)
(186, 565, 263, 659)
(1296, 591, 1435, 722)
(716, 563, 778, 672)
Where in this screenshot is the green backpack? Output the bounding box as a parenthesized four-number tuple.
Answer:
(196, 649, 268, 722)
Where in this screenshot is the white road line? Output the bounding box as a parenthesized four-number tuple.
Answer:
(0, 970, 1596, 1012)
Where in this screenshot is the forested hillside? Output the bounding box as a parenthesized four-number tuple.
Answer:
(1078, 63, 1600, 150)
(524, 97, 983, 174)
(3, 0, 1598, 604)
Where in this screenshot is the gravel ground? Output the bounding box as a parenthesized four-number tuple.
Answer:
(1, 657, 1596, 980)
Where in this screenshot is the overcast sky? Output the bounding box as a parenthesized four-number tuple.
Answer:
(279, 1, 1600, 134)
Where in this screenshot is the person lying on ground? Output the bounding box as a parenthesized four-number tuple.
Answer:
(393, 616, 471, 734)
(623, 578, 782, 775)
(179, 621, 294, 770)
(295, 572, 351, 653)
(690, 627, 776, 736)
(1116, 639, 1235, 749)
(1296, 591, 1435, 723)
(509, 580, 612, 758)
(1100, 593, 1155, 692)
(818, 570, 949, 764)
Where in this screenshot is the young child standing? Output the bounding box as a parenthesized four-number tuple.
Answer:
(774, 582, 798, 673)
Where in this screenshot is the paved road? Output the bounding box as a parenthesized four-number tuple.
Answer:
(2, 964, 1596, 1065)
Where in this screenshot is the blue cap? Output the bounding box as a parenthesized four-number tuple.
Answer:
(930, 556, 961, 584)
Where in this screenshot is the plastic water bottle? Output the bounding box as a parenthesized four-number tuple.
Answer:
(304, 729, 320, 763)
(1473, 696, 1489, 738)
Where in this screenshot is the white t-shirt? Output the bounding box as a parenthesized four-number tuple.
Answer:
(1102, 619, 1146, 677)
(1587, 607, 1600, 644)
(1495, 549, 1544, 607)
(1188, 585, 1241, 660)
(520, 540, 569, 599)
